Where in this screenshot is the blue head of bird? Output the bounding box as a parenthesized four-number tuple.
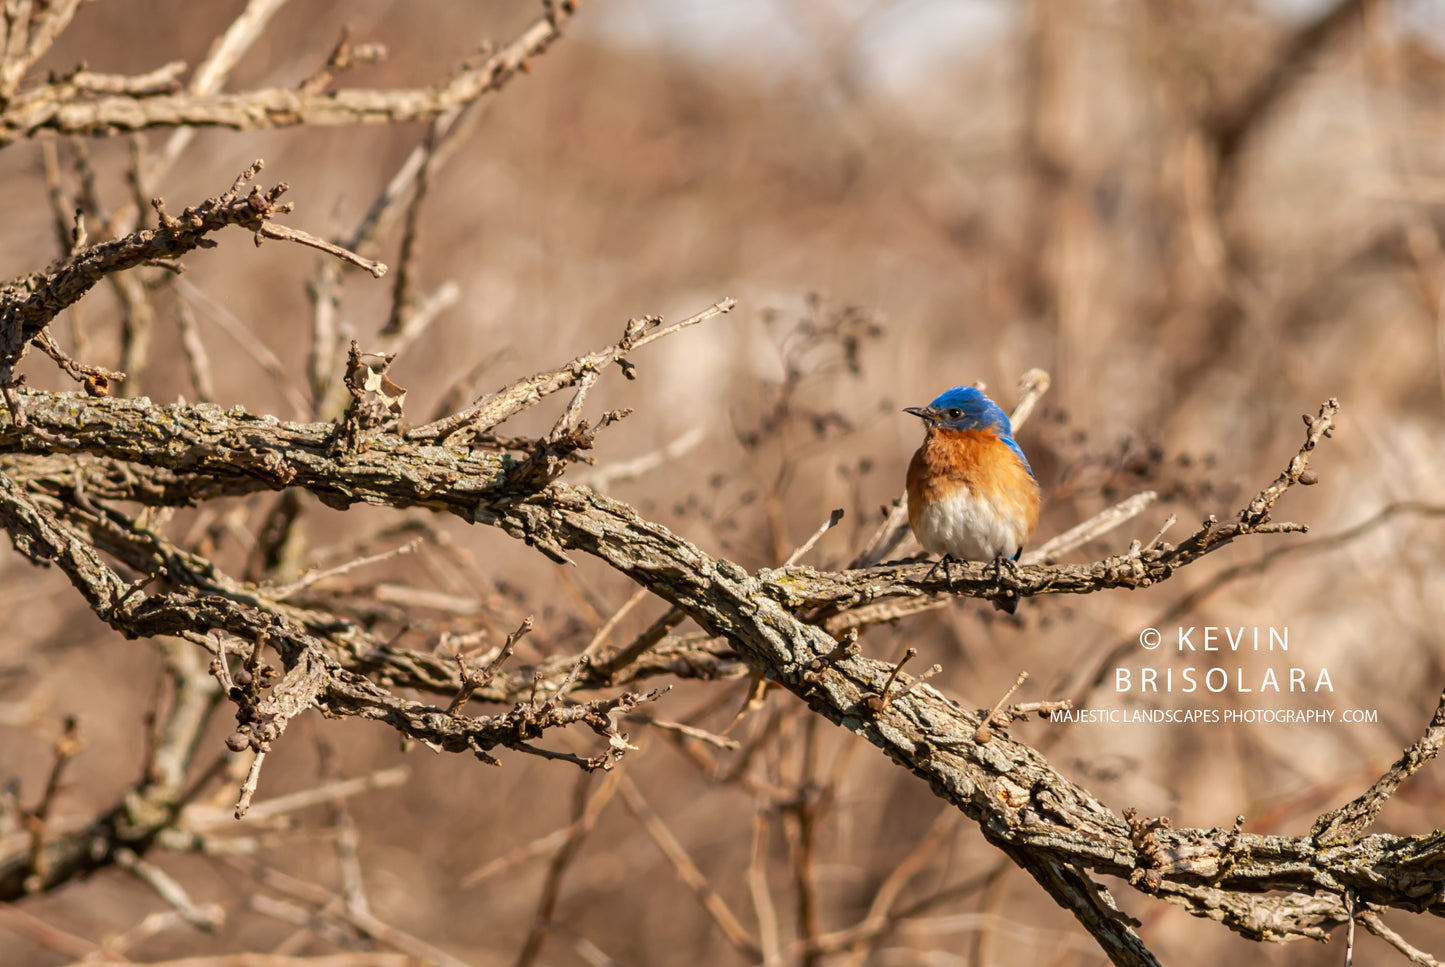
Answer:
(904, 386, 1032, 472)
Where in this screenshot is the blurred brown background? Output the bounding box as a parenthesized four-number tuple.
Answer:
(3, 1, 1445, 964)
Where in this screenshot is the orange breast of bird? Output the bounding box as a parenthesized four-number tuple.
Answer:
(906, 427, 1040, 556)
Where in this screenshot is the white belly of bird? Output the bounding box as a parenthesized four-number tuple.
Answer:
(912, 489, 1023, 562)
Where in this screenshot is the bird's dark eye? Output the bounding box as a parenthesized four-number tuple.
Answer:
(947, 408, 963, 420)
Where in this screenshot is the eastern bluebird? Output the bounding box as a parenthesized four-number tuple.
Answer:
(905, 385, 1040, 613)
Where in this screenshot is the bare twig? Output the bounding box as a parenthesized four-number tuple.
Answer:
(783, 508, 845, 567)
(264, 538, 421, 601)
(1359, 910, 1445, 967)
(1008, 367, 1052, 431)
(114, 847, 224, 931)
(459, 769, 620, 889)
(23, 716, 83, 891)
(749, 807, 784, 967)
(575, 426, 706, 492)
(221, 767, 408, 826)
(1023, 491, 1158, 564)
(172, 298, 215, 403)
(974, 671, 1030, 743)
(407, 299, 736, 443)
(256, 223, 387, 277)
(0, 161, 380, 388)
(449, 616, 534, 714)
(0, 0, 86, 99)
(237, 858, 476, 967)
(1312, 689, 1445, 845)
(380, 280, 460, 360)
(515, 770, 618, 967)
(233, 751, 269, 820)
(618, 774, 762, 961)
(172, 277, 313, 419)
(623, 714, 740, 750)
(582, 586, 649, 657)
(158, 0, 293, 174)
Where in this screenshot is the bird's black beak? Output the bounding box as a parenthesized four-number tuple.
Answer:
(904, 406, 935, 423)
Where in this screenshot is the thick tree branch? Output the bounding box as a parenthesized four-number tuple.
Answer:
(0, 395, 1338, 610)
(17, 388, 1439, 935)
(0, 466, 661, 899)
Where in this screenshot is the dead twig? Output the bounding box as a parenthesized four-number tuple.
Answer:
(407, 299, 736, 443)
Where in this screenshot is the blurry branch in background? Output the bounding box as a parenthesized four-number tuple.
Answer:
(0, 636, 222, 899)
(145, 0, 293, 186)
(306, 31, 511, 411)
(0, 2, 579, 148)
(574, 425, 707, 492)
(0, 0, 87, 101)
(1206, 0, 1365, 194)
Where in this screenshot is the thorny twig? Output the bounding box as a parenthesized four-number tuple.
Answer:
(0, 160, 381, 387)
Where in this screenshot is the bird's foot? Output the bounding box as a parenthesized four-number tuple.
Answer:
(991, 554, 1022, 585)
(925, 554, 960, 585)
(991, 554, 1022, 614)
